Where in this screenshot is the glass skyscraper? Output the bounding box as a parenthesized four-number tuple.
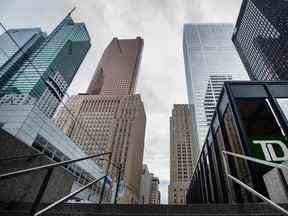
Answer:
(0, 15, 91, 117)
(0, 28, 45, 68)
(183, 23, 249, 145)
(0, 28, 46, 89)
(232, 0, 288, 81)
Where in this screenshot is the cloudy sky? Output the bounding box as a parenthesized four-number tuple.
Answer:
(1, 0, 243, 203)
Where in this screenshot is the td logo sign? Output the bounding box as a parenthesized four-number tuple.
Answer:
(253, 140, 288, 162)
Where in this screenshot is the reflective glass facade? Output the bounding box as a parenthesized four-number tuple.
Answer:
(0, 28, 44, 69)
(187, 81, 288, 204)
(0, 15, 91, 117)
(183, 23, 249, 146)
(0, 28, 45, 90)
(232, 0, 288, 81)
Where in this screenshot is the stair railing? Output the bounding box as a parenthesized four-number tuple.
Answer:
(222, 150, 288, 216)
(0, 152, 112, 216)
(34, 175, 106, 216)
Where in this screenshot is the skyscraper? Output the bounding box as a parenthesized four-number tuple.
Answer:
(232, 0, 288, 80)
(204, 75, 232, 125)
(140, 164, 161, 204)
(55, 37, 146, 204)
(150, 177, 161, 205)
(0, 14, 91, 118)
(0, 14, 108, 204)
(87, 37, 143, 95)
(183, 23, 248, 145)
(168, 104, 199, 205)
(0, 28, 46, 93)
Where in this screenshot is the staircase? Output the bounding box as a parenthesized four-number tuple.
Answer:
(0, 203, 287, 216)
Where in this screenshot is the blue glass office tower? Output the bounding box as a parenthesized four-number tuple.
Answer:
(0, 28, 45, 68)
(0, 28, 46, 90)
(0, 15, 91, 117)
(183, 24, 249, 146)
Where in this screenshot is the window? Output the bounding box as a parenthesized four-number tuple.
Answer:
(68, 41, 73, 55)
(276, 98, 288, 123)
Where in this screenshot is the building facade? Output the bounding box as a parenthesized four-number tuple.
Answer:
(139, 164, 161, 204)
(0, 15, 91, 118)
(87, 37, 143, 95)
(55, 37, 146, 204)
(183, 23, 249, 146)
(168, 104, 199, 205)
(232, 0, 288, 81)
(150, 177, 161, 205)
(139, 164, 153, 204)
(187, 81, 288, 204)
(55, 93, 146, 203)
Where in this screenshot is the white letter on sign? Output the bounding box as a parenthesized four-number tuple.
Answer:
(253, 140, 288, 161)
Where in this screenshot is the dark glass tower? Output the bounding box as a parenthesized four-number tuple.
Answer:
(232, 0, 288, 80)
(0, 15, 91, 117)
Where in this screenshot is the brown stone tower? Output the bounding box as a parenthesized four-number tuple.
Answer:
(168, 104, 199, 205)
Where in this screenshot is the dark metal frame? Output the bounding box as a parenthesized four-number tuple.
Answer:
(0, 151, 121, 215)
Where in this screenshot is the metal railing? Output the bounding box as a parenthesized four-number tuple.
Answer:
(34, 175, 106, 216)
(222, 150, 288, 216)
(0, 152, 114, 216)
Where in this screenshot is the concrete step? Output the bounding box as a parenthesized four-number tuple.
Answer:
(0, 203, 287, 216)
(0, 211, 284, 216)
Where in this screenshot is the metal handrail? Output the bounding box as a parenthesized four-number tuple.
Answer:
(222, 150, 288, 216)
(0, 152, 111, 180)
(223, 150, 288, 170)
(34, 175, 106, 216)
(0, 151, 112, 215)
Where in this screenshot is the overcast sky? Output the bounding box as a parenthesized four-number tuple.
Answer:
(1, 0, 243, 203)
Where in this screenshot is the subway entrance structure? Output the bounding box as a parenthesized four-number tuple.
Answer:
(187, 81, 288, 205)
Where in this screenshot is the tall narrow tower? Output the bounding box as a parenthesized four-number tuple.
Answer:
(168, 104, 199, 205)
